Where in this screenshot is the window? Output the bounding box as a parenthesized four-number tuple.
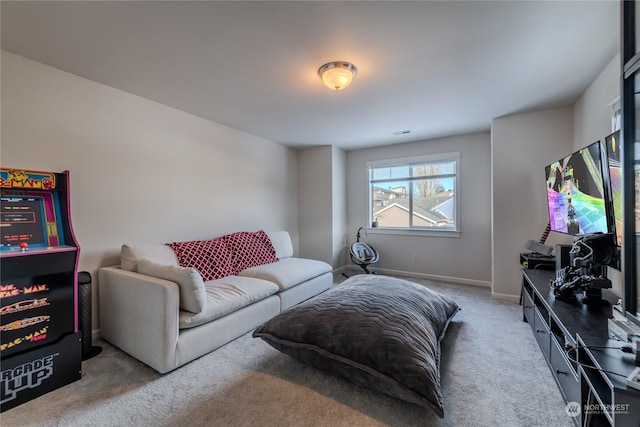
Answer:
(368, 153, 459, 232)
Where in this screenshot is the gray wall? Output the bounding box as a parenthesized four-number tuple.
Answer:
(2, 51, 300, 330)
(574, 54, 620, 152)
(297, 145, 348, 269)
(491, 54, 620, 301)
(345, 132, 492, 286)
(298, 146, 333, 265)
(491, 107, 574, 301)
(331, 146, 348, 268)
(1, 45, 621, 335)
(573, 53, 622, 295)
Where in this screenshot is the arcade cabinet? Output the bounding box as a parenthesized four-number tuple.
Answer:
(0, 168, 81, 412)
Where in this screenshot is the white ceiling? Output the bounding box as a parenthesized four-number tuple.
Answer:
(1, 1, 620, 151)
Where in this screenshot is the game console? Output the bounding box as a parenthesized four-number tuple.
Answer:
(525, 239, 553, 256)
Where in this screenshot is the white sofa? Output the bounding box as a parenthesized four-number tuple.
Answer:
(98, 231, 332, 374)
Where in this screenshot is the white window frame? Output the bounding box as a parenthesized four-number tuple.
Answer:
(366, 152, 460, 237)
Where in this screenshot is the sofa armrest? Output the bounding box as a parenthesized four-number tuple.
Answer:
(98, 266, 180, 374)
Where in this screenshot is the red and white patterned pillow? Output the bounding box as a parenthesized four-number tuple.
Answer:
(166, 237, 234, 281)
(226, 230, 279, 272)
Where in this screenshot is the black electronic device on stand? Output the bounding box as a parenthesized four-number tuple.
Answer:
(520, 223, 556, 270)
(551, 233, 617, 303)
(520, 252, 555, 270)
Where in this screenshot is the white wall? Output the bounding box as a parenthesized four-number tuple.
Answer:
(345, 132, 492, 286)
(491, 107, 575, 301)
(1, 51, 299, 330)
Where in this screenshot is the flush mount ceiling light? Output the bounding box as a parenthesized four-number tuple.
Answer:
(318, 61, 357, 91)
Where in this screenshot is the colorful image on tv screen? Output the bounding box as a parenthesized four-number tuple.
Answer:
(545, 142, 608, 236)
(605, 131, 622, 246)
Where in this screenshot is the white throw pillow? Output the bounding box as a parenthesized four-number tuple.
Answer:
(121, 244, 178, 272)
(138, 258, 207, 314)
(265, 231, 293, 258)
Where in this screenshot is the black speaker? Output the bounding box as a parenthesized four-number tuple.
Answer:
(78, 271, 102, 360)
(556, 245, 572, 270)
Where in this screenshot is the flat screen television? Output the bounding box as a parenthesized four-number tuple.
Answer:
(545, 141, 609, 236)
(604, 130, 622, 246)
(0, 195, 48, 249)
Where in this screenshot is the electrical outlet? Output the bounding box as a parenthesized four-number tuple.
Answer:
(412, 253, 418, 261)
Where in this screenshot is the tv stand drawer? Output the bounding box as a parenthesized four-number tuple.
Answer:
(550, 336, 579, 404)
(534, 308, 551, 361)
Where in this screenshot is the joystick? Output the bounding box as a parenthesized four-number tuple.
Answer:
(19, 242, 28, 252)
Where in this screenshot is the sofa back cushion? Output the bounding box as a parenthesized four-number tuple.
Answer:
(121, 244, 179, 272)
(166, 238, 234, 281)
(265, 230, 294, 259)
(227, 230, 279, 272)
(138, 258, 207, 313)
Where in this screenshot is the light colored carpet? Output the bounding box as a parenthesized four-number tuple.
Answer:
(1, 275, 575, 427)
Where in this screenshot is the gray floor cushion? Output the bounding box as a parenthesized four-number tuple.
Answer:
(253, 274, 460, 417)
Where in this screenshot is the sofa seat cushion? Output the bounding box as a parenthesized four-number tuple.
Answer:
(238, 257, 332, 291)
(179, 276, 279, 329)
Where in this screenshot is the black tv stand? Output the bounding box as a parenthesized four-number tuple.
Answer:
(581, 289, 611, 306)
(554, 288, 610, 306)
(521, 269, 640, 426)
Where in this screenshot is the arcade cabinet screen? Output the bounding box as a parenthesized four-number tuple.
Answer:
(0, 195, 47, 248)
(605, 131, 622, 246)
(545, 141, 608, 236)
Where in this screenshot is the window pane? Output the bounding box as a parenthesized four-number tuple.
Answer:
(411, 161, 455, 177)
(371, 184, 410, 227)
(412, 178, 455, 227)
(371, 165, 410, 181)
(368, 154, 458, 231)
(412, 177, 455, 197)
(373, 187, 410, 227)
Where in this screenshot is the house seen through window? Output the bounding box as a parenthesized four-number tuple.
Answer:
(368, 153, 459, 231)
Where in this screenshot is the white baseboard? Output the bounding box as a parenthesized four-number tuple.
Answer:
(490, 292, 520, 304)
(332, 265, 347, 275)
(341, 265, 522, 303)
(342, 265, 492, 288)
